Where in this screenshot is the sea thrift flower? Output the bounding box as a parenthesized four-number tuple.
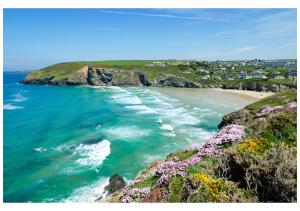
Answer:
(258, 102, 296, 116)
(120, 187, 151, 203)
(155, 124, 245, 187)
(283, 102, 297, 110)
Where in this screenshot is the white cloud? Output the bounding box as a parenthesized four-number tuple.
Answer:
(101, 10, 231, 22)
(255, 10, 296, 38)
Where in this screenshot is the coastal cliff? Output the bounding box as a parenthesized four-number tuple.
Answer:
(20, 61, 296, 92)
(102, 90, 297, 203)
(20, 63, 200, 88)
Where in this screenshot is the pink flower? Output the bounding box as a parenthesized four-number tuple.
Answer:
(155, 124, 245, 187)
(258, 102, 296, 116)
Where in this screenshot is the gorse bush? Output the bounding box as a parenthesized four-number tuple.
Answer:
(216, 144, 297, 202)
(184, 173, 256, 202)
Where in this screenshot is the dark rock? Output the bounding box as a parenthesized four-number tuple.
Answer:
(20, 76, 55, 85)
(104, 174, 126, 195)
(139, 72, 151, 86)
(218, 109, 253, 129)
(158, 75, 199, 88)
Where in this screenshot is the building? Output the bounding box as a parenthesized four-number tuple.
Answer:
(287, 70, 297, 79)
(274, 76, 285, 80)
(200, 75, 210, 80)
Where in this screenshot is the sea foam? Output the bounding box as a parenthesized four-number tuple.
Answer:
(73, 139, 111, 167)
(105, 126, 151, 139)
(64, 177, 110, 202)
(10, 93, 27, 102)
(4, 104, 24, 110)
(33, 147, 47, 152)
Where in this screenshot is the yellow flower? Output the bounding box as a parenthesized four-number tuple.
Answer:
(237, 139, 261, 153)
(193, 173, 211, 184)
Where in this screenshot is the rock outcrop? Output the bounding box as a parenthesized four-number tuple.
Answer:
(104, 174, 126, 195)
(156, 75, 200, 88)
(221, 82, 293, 93)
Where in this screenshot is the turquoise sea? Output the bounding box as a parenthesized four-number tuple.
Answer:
(3, 72, 254, 202)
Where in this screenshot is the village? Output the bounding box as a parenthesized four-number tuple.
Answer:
(144, 59, 297, 83)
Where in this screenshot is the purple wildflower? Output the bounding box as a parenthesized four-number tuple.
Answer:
(155, 124, 245, 186)
(258, 102, 296, 116)
(120, 187, 151, 203)
(283, 102, 297, 110)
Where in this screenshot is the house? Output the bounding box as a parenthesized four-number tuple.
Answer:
(145, 63, 154, 67)
(287, 70, 297, 79)
(200, 75, 210, 80)
(252, 74, 267, 79)
(152, 61, 166, 67)
(274, 76, 285, 80)
(214, 76, 222, 80)
(239, 74, 252, 80)
(272, 71, 280, 75)
(248, 70, 267, 79)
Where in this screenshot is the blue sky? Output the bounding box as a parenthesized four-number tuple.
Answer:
(4, 8, 297, 71)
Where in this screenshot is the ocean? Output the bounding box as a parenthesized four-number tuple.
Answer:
(3, 72, 254, 202)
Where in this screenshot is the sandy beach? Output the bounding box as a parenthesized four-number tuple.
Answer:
(151, 87, 275, 111)
(209, 88, 274, 100)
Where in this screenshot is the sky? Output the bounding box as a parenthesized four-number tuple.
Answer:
(4, 8, 297, 71)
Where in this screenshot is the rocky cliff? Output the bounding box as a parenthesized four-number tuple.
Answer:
(20, 65, 200, 88)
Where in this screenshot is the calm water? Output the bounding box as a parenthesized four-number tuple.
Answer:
(3, 72, 253, 202)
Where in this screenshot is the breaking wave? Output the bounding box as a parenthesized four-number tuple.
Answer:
(4, 104, 24, 110)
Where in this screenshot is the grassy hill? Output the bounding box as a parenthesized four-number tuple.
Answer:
(24, 60, 296, 89)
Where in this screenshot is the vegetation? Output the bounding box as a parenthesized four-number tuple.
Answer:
(109, 90, 296, 203)
(25, 60, 297, 87)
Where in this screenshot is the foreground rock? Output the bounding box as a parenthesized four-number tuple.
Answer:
(104, 174, 126, 195)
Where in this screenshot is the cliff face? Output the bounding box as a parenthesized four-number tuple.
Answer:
(20, 65, 200, 88)
(221, 82, 294, 93)
(103, 91, 297, 203)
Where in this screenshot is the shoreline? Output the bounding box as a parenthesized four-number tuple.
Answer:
(150, 87, 273, 111)
(208, 88, 274, 100)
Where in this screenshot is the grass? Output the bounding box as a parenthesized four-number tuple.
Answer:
(131, 176, 159, 189)
(166, 149, 197, 161)
(27, 62, 87, 80)
(245, 90, 297, 112)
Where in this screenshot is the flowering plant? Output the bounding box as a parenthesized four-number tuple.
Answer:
(258, 102, 296, 116)
(120, 187, 151, 203)
(155, 124, 245, 186)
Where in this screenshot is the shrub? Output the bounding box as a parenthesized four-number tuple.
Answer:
(168, 176, 185, 202)
(237, 138, 271, 155)
(216, 144, 297, 202)
(185, 173, 256, 202)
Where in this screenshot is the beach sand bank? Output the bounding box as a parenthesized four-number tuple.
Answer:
(209, 88, 274, 100)
(151, 87, 274, 110)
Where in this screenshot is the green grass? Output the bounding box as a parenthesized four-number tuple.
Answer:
(166, 149, 197, 161)
(245, 90, 297, 112)
(27, 62, 87, 80)
(131, 176, 159, 189)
